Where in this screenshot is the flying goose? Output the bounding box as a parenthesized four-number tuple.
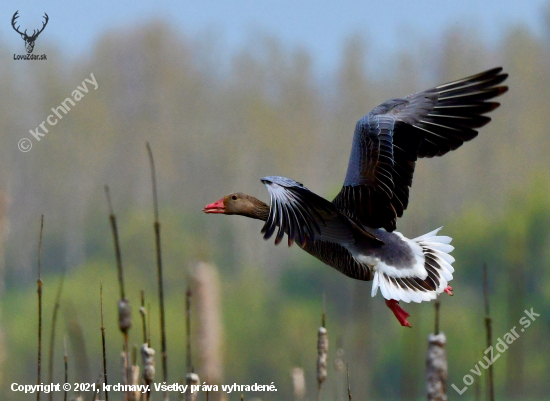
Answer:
(204, 67, 508, 327)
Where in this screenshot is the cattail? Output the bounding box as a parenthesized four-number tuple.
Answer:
(121, 351, 129, 387)
(185, 372, 200, 401)
(94, 374, 103, 401)
(146, 143, 168, 390)
(119, 299, 132, 333)
(317, 300, 328, 400)
(141, 343, 155, 400)
(334, 347, 345, 372)
(118, 294, 132, 394)
(192, 262, 223, 387)
(291, 367, 306, 401)
(105, 186, 132, 396)
(129, 345, 140, 401)
(427, 300, 448, 401)
(317, 326, 328, 391)
(334, 343, 345, 401)
(426, 332, 448, 401)
(132, 365, 141, 401)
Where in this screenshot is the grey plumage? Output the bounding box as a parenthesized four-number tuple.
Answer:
(206, 68, 507, 324)
(333, 67, 508, 231)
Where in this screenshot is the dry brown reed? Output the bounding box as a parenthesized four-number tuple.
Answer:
(65, 302, 91, 384)
(94, 374, 103, 400)
(140, 291, 147, 344)
(483, 263, 494, 401)
(104, 184, 132, 398)
(47, 271, 65, 401)
(186, 286, 192, 372)
(185, 372, 200, 401)
(192, 262, 224, 388)
(346, 364, 352, 401)
(100, 282, 109, 401)
(64, 335, 68, 401)
(146, 142, 169, 400)
(105, 185, 132, 401)
(316, 314, 328, 400)
(426, 300, 448, 401)
(36, 215, 44, 401)
(131, 346, 141, 401)
(434, 300, 440, 335)
(291, 367, 306, 401)
(426, 332, 448, 401)
(334, 343, 345, 401)
(141, 343, 156, 401)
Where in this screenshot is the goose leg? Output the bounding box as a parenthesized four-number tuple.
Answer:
(385, 299, 411, 328)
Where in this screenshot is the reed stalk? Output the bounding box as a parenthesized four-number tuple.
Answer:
(47, 272, 65, 401)
(63, 335, 68, 401)
(483, 263, 494, 401)
(105, 185, 132, 398)
(37, 215, 44, 401)
(100, 282, 109, 401)
(346, 364, 352, 401)
(146, 142, 168, 397)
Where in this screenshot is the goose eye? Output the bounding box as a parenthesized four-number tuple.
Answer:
(231, 195, 237, 200)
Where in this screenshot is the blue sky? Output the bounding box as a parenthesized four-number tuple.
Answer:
(1, 0, 548, 73)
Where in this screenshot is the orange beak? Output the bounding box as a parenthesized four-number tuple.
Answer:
(203, 198, 225, 214)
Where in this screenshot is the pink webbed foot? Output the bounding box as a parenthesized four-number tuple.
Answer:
(385, 299, 412, 328)
(444, 285, 453, 296)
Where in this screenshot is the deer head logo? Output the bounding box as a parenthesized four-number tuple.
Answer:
(11, 11, 49, 54)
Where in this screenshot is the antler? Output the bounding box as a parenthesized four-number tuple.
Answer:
(11, 11, 25, 37)
(29, 13, 49, 39)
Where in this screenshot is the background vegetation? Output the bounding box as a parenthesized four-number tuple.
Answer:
(1, 7, 550, 401)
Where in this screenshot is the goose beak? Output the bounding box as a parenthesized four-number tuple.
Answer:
(203, 198, 225, 214)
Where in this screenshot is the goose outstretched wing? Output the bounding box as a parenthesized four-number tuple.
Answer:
(332, 67, 508, 231)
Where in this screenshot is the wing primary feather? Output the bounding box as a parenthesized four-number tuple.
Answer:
(291, 201, 316, 241)
(293, 199, 321, 236)
(284, 203, 296, 247)
(262, 193, 278, 240)
(275, 199, 286, 245)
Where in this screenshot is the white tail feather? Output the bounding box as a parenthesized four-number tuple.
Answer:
(371, 228, 454, 303)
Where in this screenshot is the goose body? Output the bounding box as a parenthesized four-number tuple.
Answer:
(204, 68, 508, 327)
